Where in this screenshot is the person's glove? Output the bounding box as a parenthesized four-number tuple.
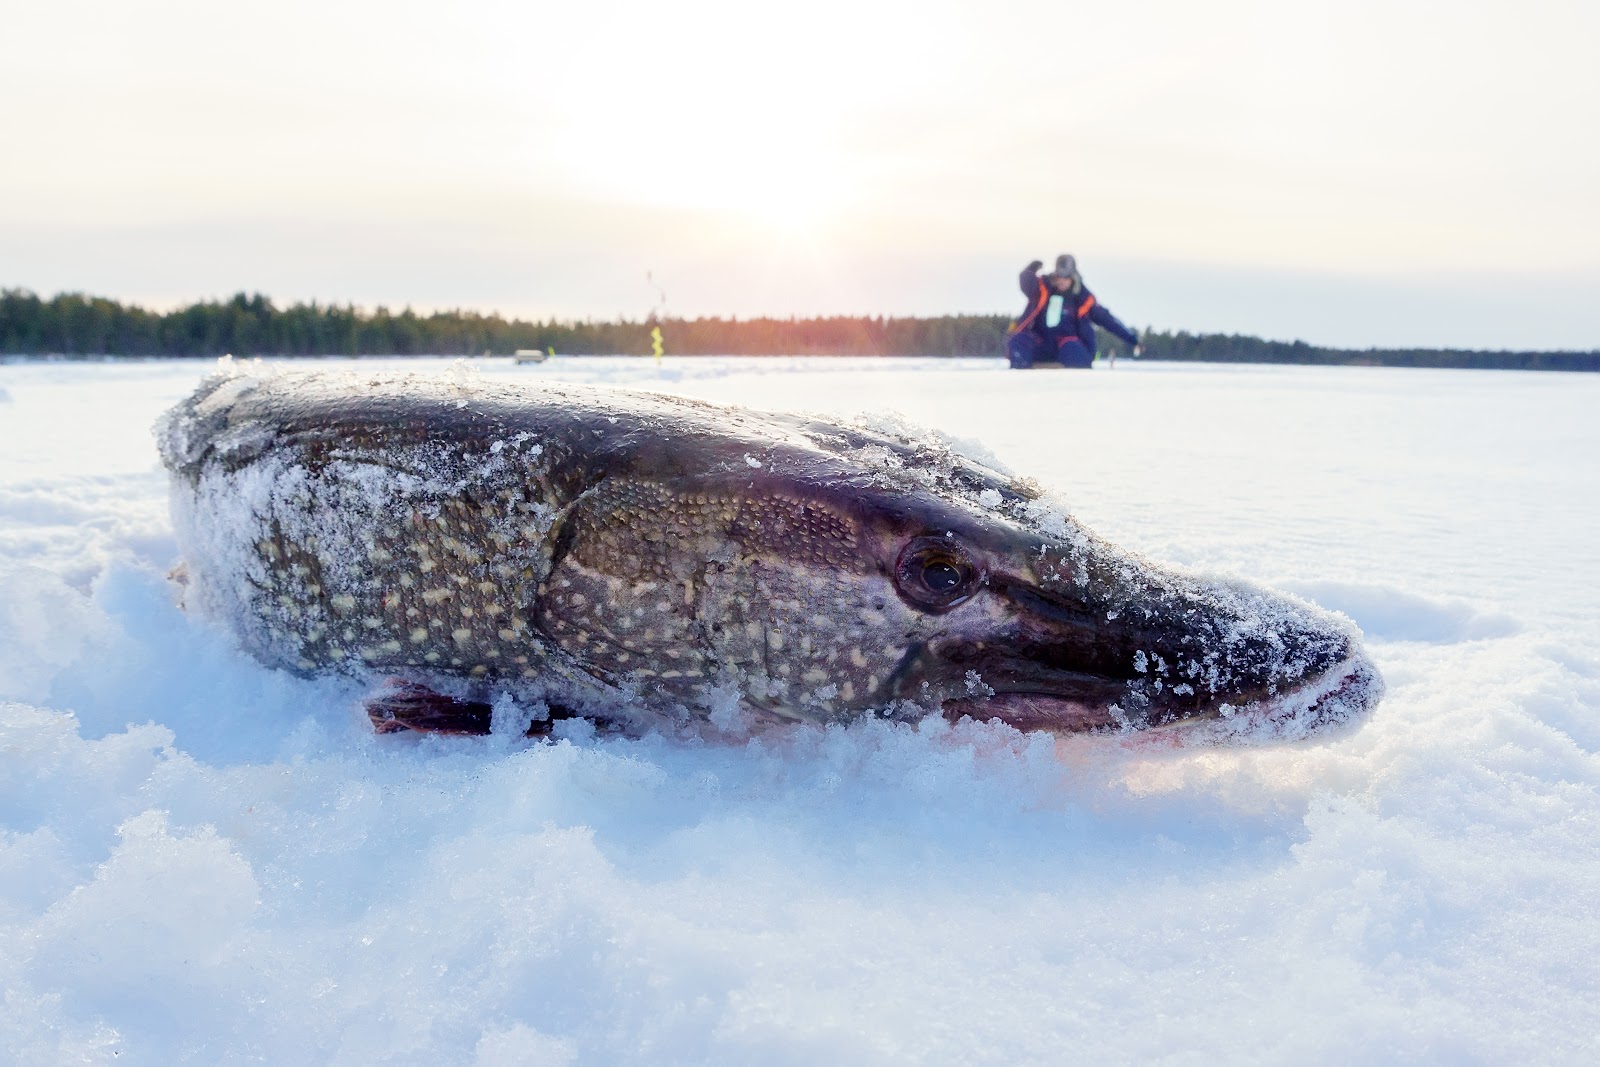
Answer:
(1026, 260, 1044, 273)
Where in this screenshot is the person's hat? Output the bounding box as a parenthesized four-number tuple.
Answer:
(1054, 254, 1078, 279)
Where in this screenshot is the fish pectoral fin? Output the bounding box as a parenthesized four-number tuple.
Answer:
(365, 681, 495, 735)
(363, 680, 579, 738)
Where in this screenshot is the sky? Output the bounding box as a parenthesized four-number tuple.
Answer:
(3, 0, 1597, 349)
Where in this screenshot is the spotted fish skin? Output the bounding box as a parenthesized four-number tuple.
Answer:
(157, 367, 1382, 740)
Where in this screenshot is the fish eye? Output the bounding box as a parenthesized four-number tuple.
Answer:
(894, 536, 979, 611)
(922, 559, 962, 591)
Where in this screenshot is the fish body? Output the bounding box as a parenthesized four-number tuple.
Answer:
(157, 367, 1381, 740)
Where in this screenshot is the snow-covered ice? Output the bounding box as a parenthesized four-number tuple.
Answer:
(2, 356, 1598, 1063)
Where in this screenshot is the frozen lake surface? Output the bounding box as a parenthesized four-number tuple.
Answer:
(2, 356, 1598, 1063)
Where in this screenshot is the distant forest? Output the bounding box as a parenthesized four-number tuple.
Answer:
(3, 288, 1596, 372)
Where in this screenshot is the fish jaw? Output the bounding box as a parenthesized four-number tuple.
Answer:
(940, 652, 1382, 741)
(1144, 652, 1384, 743)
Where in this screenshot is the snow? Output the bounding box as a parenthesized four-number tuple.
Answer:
(2, 355, 1598, 1063)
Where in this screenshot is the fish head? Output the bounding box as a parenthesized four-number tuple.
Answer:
(808, 471, 1381, 739)
(553, 419, 1380, 740)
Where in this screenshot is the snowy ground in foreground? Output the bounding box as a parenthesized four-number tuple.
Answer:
(2, 356, 1597, 1065)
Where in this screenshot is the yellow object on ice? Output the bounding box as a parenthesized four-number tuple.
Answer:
(651, 326, 664, 361)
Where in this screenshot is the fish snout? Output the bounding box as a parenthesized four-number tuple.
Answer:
(1095, 569, 1381, 735)
(944, 557, 1380, 737)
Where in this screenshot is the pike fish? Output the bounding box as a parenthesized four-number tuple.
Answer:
(156, 367, 1382, 741)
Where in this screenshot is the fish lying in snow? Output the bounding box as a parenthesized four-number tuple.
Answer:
(156, 367, 1382, 742)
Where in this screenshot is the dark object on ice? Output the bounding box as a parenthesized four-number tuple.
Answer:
(156, 369, 1381, 741)
(1008, 256, 1141, 369)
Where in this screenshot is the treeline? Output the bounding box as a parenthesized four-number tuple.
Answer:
(0, 289, 1011, 359)
(3, 288, 1596, 371)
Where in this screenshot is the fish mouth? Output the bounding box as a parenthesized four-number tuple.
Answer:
(941, 653, 1381, 741)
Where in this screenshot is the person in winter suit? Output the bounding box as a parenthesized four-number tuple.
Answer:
(1007, 254, 1142, 368)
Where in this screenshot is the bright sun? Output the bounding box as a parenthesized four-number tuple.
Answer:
(534, 4, 895, 241)
(557, 119, 850, 239)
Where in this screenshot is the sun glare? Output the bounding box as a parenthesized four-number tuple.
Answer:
(529, 1, 930, 239)
(552, 105, 851, 239)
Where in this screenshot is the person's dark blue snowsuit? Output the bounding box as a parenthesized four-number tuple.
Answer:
(1007, 258, 1139, 369)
